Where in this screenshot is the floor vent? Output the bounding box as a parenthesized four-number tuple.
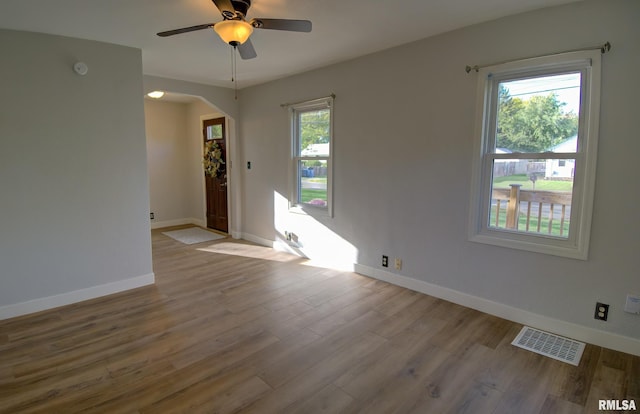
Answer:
(512, 326, 585, 366)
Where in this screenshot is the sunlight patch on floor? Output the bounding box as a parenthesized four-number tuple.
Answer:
(297, 258, 355, 272)
(197, 242, 301, 263)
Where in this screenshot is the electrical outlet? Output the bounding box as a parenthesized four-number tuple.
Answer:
(150, 212, 154, 220)
(594, 302, 609, 321)
(395, 258, 402, 270)
(382, 255, 388, 267)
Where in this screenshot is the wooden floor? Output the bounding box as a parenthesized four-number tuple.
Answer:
(1, 226, 638, 413)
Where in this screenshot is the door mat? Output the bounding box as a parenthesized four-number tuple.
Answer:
(162, 227, 225, 245)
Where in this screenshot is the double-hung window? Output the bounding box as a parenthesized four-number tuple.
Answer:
(468, 51, 601, 259)
(291, 96, 333, 215)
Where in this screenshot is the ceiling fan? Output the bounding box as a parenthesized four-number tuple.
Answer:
(157, 0, 312, 60)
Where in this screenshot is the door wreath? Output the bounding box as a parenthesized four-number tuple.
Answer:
(203, 140, 225, 178)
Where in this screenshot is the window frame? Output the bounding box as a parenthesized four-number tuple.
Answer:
(290, 96, 334, 217)
(468, 51, 601, 259)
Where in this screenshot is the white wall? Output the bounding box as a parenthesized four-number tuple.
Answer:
(145, 100, 190, 225)
(238, 0, 640, 353)
(0, 30, 153, 317)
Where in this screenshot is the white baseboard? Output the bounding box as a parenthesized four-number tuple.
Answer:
(0, 273, 155, 321)
(355, 264, 640, 357)
(151, 217, 205, 230)
(238, 232, 307, 258)
(239, 232, 276, 248)
(191, 218, 206, 228)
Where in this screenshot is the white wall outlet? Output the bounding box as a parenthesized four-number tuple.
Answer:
(624, 294, 640, 314)
(394, 258, 402, 270)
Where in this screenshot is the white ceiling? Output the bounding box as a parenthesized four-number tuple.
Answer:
(0, 0, 580, 89)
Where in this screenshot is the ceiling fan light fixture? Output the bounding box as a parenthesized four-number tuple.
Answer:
(214, 20, 253, 46)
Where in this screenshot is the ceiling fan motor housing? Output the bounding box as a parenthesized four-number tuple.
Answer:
(228, 0, 251, 19)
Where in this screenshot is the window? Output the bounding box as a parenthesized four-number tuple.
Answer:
(468, 51, 601, 259)
(291, 97, 333, 215)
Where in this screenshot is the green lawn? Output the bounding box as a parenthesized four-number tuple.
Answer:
(300, 176, 327, 204)
(301, 188, 327, 203)
(493, 174, 572, 191)
(303, 177, 327, 184)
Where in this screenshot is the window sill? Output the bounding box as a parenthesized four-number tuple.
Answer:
(469, 231, 587, 260)
(289, 203, 332, 218)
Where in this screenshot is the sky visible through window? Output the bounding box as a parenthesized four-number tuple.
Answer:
(502, 73, 581, 114)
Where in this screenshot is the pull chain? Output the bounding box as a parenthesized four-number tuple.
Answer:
(230, 46, 234, 83)
(231, 46, 238, 100)
(234, 47, 238, 100)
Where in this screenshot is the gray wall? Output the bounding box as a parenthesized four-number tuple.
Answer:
(145, 100, 190, 224)
(0, 30, 153, 313)
(238, 0, 640, 347)
(142, 76, 242, 237)
(143, 75, 238, 121)
(145, 98, 222, 228)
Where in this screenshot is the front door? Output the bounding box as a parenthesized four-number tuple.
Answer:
(203, 117, 228, 233)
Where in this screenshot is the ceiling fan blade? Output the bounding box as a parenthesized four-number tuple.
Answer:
(212, 0, 237, 18)
(251, 18, 312, 33)
(237, 38, 257, 60)
(157, 23, 215, 37)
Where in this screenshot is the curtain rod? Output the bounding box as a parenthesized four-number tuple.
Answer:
(280, 93, 335, 108)
(465, 41, 611, 74)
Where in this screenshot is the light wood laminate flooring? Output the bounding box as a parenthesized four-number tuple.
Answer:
(0, 226, 638, 413)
